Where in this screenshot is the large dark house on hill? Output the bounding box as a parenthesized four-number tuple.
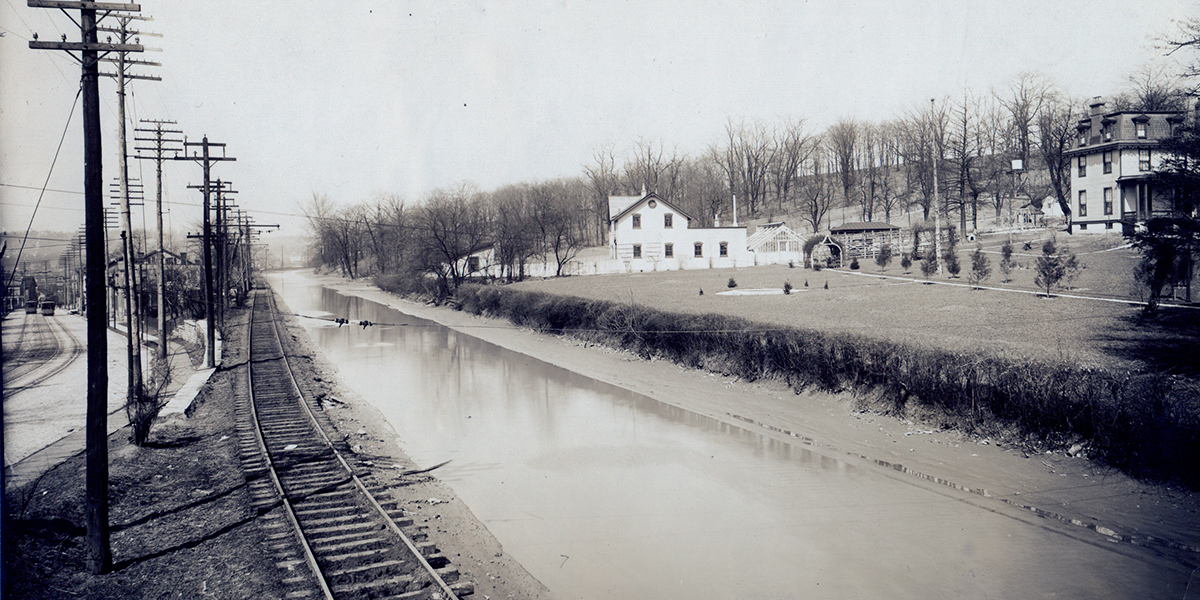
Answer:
(1065, 98, 1185, 233)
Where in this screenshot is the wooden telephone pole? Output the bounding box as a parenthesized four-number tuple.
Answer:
(27, 0, 145, 575)
(134, 120, 182, 361)
(175, 139, 234, 368)
(105, 13, 159, 424)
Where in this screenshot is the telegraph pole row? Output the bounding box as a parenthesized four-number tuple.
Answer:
(174, 138, 234, 368)
(106, 12, 159, 433)
(27, 0, 145, 575)
(134, 120, 182, 361)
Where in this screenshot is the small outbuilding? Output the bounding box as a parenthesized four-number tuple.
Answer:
(746, 221, 806, 264)
(830, 222, 902, 260)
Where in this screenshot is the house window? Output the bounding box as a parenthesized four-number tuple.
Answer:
(1106, 222, 1114, 229)
(1079, 223, 1088, 230)
(719, 242, 729, 257)
(664, 243, 673, 258)
(1103, 151, 1112, 174)
(1103, 188, 1113, 215)
(693, 242, 703, 257)
(1078, 190, 1087, 217)
(1077, 156, 1086, 177)
(1102, 127, 1112, 142)
(1136, 122, 1147, 139)
(664, 213, 673, 228)
(632, 244, 642, 258)
(1079, 131, 1088, 147)
(632, 214, 641, 229)
(1139, 149, 1151, 171)
(468, 256, 480, 272)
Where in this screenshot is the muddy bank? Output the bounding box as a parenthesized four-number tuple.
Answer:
(279, 270, 1200, 570)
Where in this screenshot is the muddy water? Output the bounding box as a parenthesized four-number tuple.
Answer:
(269, 272, 1185, 599)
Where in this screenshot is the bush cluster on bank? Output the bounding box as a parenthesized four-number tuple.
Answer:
(452, 283, 1200, 488)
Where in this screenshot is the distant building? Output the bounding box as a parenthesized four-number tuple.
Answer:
(829, 222, 901, 260)
(1065, 98, 1184, 233)
(608, 192, 748, 271)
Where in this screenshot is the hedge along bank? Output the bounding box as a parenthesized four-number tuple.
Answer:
(450, 283, 1200, 488)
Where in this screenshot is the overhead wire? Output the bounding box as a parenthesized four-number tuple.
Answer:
(4, 83, 82, 295)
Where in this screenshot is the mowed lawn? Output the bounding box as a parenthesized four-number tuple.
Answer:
(510, 230, 1200, 374)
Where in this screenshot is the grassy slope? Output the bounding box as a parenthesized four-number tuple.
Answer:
(510, 230, 1199, 374)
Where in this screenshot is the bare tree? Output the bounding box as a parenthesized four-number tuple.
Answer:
(876, 121, 906, 222)
(1163, 17, 1200, 95)
(828, 118, 860, 216)
(770, 117, 817, 214)
(896, 99, 950, 221)
(415, 182, 491, 295)
(682, 152, 729, 227)
(1037, 94, 1080, 233)
(530, 178, 590, 276)
(798, 142, 835, 233)
(1115, 61, 1188, 112)
(583, 143, 620, 245)
(996, 72, 1052, 171)
(718, 117, 775, 219)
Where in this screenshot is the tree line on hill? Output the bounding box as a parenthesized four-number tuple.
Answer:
(305, 36, 1198, 301)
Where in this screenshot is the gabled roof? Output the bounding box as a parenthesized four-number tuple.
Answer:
(830, 221, 900, 233)
(608, 192, 696, 224)
(608, 194, 643, 220)
(746, 222, 806, 252)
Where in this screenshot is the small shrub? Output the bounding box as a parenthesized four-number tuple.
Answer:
(1034, 240, 1081, 297)
(943, 248, 961, 278)
(920, 247, 939, 279)
(812, 262, 823, 272)
(727, 277, 737, 288)
(850, 257, 860, 270)
(875, 245, 893, 271)
(968, 244, 991, 288)
(999, 240, 1015, 282)
(783, 281, 793, 295)
(900, 252, 912, 273)
(788, 260, 795, 268)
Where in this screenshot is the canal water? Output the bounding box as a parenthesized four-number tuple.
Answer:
(269, 272, 1182, 599)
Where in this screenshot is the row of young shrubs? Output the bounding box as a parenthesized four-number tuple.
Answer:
(451, 283, 1200, 488)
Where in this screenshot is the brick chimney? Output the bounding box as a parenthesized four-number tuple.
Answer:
(1089, 96, 1106, 116)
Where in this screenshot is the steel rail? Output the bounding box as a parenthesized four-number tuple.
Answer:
(259, 289, 460, 600)
(245, 290, 336, 600)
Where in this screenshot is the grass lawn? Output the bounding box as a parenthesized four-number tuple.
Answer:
(511, 229, 1200, 375)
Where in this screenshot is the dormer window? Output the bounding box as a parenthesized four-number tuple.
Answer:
(1133, 115, 1150, 139)
(1101, 117, 1116, 142)
(632, 214, 641, 229)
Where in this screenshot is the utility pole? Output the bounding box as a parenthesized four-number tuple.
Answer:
(174, 138, 234, 368)
(931, 98, 943, 275)
(28, 0, 145, 575)
(134, 120, 181, 361)
(104, 13, 159, 423)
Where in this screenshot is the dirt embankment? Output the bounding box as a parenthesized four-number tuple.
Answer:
(4, 296, 550, 599)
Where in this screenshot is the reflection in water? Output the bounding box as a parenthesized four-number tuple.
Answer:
(271, 273, 1183, 600)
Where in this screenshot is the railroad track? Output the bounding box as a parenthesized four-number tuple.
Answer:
(237, 286, 472, 600)
(3, 312, 80, 396)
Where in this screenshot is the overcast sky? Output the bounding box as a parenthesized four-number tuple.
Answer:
(0, 0, 1193, 238)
